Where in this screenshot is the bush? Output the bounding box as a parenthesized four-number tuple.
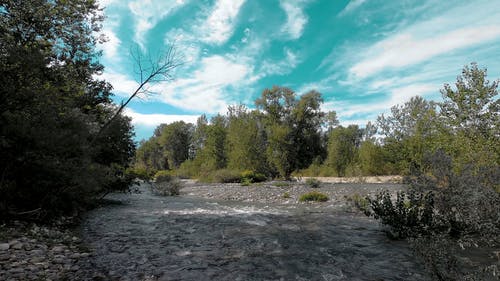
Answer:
(283, 192, 291, 199)
(273, 182, 290, 187)
(154, 170, 173, 183)
(367, 151, 500, 279)
(126, 167, 154, 182)
(240, 170, 267, 183)
(151, 172, 183, 196)
(240, 178, 252, 186)
(367, 190, 435, 239)
(346, 193, 370, 214)
(199, 169, 242, 183)
(305, 178, 321, 188)
(299, 191, 329, 202)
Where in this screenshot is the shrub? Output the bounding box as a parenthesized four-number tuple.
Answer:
(345, 193, 370, 214)
(283, 192, 291, 199)
(151, 170, 183, 196)
(241, 178, 252, 186)
(274, 182, 290, 187)
(367, 190, 435, 239)
(367, 150, 500, 279)
(241, 170, 267, 183)
(305, 178, 321, 188)
(199, 169, 242, 183)
(154, 170, 173, 183)
(126, 167, 154, 182)
(299, 191, 329, 202)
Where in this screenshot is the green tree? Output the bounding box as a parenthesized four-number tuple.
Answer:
(0, 0, 135, 220)
(226, 105, 268, 173)
(326, 125, 362, 176)
(157, 121, 194, 169)
(194, 114, 228, 172)
(377, 96, 440, 174)
(255, 86, 326, 179)
(439, 63, 499, 167)
(292, 90, 325, 170)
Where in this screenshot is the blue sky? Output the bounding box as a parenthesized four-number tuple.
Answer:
(96, 0, 500, 141)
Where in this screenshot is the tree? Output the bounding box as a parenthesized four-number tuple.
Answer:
(93, 44, 181, 143)
(377, 96, 440, 174)
(226, 105, 268, 173)
(255, 86, 326, 179)
(292, 90, 325, 170)
(0, 0, 135, 220)
(440, 63, 499, 139)
(194, 114, 228, 171)
(256, 86, 297, 179)
(326, 125, 362, 176)
(439, 63, 500, 167)
(157, 121, 194, 169)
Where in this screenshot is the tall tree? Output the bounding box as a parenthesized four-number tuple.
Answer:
(377, 96, 440, 174)
(226, 105, 268, 173)
(326, 125, 362, 176)
(0, 0, 135, 219)
(157, 121, 194, 169)
(292, 90, 325, 169)
(439, 63, 500, 167)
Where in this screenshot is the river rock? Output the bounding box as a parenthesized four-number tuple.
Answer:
(11, 243, 24, 250)
(0, 243, 10, 251)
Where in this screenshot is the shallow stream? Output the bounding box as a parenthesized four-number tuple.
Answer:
(79, 185, 430, 281)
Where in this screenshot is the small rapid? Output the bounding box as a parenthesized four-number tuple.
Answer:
(79, 185, 430, 281)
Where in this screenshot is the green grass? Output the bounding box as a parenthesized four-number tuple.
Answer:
(299, 191, 329, 202)
(305, 178, 321, 188)
(273, 182, 290, 187)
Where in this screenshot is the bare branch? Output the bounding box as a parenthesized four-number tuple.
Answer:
(92, 43, 183, 143)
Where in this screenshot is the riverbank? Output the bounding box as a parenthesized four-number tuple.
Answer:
(0, 220, 96, 280)
(180, 180, 406, 209)
(1, 180, 412, 280)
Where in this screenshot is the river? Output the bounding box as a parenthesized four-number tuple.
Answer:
(78, 184, 430, 281)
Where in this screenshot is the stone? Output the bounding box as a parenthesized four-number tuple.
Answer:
(11, 243, 23, 250)
(51, 246, 65, 253)
(0, 243, 10, 251)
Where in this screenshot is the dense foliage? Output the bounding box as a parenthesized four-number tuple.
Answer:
(0, 0, 135, 221)
(361, 64, 499, 279)
(135, 64, 499, 186)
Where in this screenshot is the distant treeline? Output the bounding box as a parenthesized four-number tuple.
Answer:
(134, 63, 499, 185)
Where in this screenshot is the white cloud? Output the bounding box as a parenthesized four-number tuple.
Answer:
(100, 72, 139, 97)
(280, 0, 308, 40)
(123, 108, 199, 127)
(152, 55, 251, 113)
(339, 0, 367, 16)
(100, 29, 121, 61)
(350, 25, 500, 79)
(199, 0, 246, 45)
(128, 0, 189, 48)
(259, 47, 300, 76)
(98, 0, 119, 7)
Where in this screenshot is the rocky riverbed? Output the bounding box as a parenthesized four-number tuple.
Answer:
(1, 180, 431, 280)
(0, 221, 95, 280)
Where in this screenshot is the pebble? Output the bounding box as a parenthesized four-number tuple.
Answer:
(0, 222, 100, 280)
(11, 243, 24, 250)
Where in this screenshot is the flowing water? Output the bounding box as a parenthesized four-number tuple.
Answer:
(79, 185, 430, 281)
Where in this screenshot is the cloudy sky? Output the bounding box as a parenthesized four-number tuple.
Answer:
(97, 0, 500, 141)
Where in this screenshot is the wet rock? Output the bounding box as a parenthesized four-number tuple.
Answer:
(0, 243, 10, 251)
(51, 245, 65, 253)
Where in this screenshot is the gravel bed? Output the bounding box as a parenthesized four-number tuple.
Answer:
(181, 180, 407, 209)
(0, 220, 101, 280)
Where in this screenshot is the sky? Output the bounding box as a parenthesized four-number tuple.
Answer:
(96, 0, 500, 141)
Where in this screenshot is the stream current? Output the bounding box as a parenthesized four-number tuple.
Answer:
(79, 185, 430, 281)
